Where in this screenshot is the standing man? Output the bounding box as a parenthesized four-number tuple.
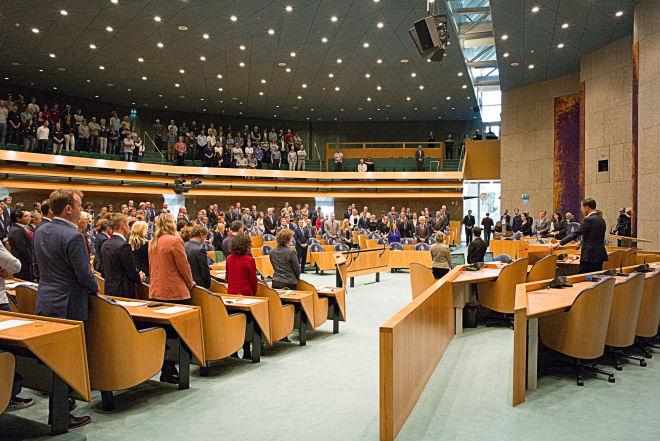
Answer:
(415, 145, 425, 171)
(462, 210, 476, 244)
(333, 148, 344, 171)
(500, 209, 511, 228)
(444, 134, 454, 159)
(36, 120, 50, 153)
(93, 219, 111, 273)
(481, 213, 494, 245)
(100, 214, 144, 298)
(552, 198, 608, 273)
(324, 214, 340, 243)
(294, 218, 310, 273)
(415, 216, 431, 244)
(511, 208, 522, 232)
(264, 208, 278, 236)
(534, 210, 551, 237)
(33, 189, 95, 428)
(467, 227, 488, 264)
(7, 209, 34, 281)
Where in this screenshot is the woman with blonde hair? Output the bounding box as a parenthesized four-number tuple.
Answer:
(129, 220, 150, 277)
(339, 219, 354, 248)
(430, 232, 452, 279)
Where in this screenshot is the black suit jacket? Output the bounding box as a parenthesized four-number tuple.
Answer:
(462, 215, 476, 229)
(7, 224, 33, 281)
(101, 235, 141, 298)
(185, 240, 211, 288)
(398, 221, 414, 238)
(467, 237, 488, 264)
(293, 226, 310, 251)
(93, 232, 110, 273)
(264, 215, 278, 235)
(560, 213, 608, 263)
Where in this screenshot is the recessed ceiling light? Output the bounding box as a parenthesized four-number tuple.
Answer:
(377, 22, 384, 28)
(557, 43, 564, 48)
(52, 86, 58, 90)
(111, 0, 118, 4)
(321, 37, 328, 43)
(285, 5, 293, 12)
(501, 34, 508, 40)
(531, 6, 539, 13)
(203, 33, 210, 39)
(259, 91, 264, 96)
(217, 74, 223, 79)
(179, 69, 185, 74)
(89, 44, 97, 49)
(199, 56, 206, 61)
(328, 73, 334, 78)
(49, 53, 56, 58)
(31, 28, 39, 33)
(511, 62, 520, 66)
(400, 59, 409, 63)
(141, 76, 147, 80)
(239, 62, 245, 67)
(503, 52, 509, 58)
(331, 16, 338, 22)
(57, 67, 66, 71)
(615, 11, 623, 17)
(462, 84, 467, 89)
(426, 58, 432, 63)
(458, 72, 463, 76)
(60, 10, 68, 16)
(363, 42, 370, 48)
(86, 79, 91, 82)
(302, 84, 307, 88)
(106, 26, 113, 32)
(406, 97, 411, 101)
(260, 79, 266, 84)
(562, 23, 569, 29)
(230, 15, 238, 22)
(218, 87, 223, 91)
(290, 52, 296, 57)
(239, 45, 246, 50)
(528, 64, 535, 69)
(95, 95, 99, 98)
(154, 16, 161, 22)
(285, 67, 291, 72)
(337, 58, 342, 63)
(365, 73, 371, 78)
(175, 83, 180, 87)
(268, 29, 275, 35)
(411, 72, 416, 77)
(107, 83, 113, 86)
(335, 86, 340, 91)
(297, 95, 302, 99)
(278, 62, 287, 67)
(446, 96, 451, 100)
(38, 68, 44, 72)
(376, 85, 382, 91)
(418, 85, 424, 90)
(99, 65, 105, 70)
(367, 97, 372, 101)
(178, 25, 188, 31)
(376, 58, 382, 64)
(157, 42, 164, 48)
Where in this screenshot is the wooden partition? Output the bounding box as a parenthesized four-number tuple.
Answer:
(379, 266, 460, 441)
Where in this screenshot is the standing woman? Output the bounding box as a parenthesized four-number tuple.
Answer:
(339, 219, 354, 248)
(287, 146, 297, 171)
(63, 115, 75, 151)
(226, 234, 257, 295)
(175, 135, 187, 165)
(212, 222, 226, 252)
(430, 232, 452, 279)
(123, 134, 135, 162)
(77, 119, 90, 152)
(148, 213, 194, 302)
(134, 137, 144, 162)
(269, 229, 300, 290)
(129, 220, 150, 279)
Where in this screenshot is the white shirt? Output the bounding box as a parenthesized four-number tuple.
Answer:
(334, 152, 343, 163)
(36, 125, 50, 140)
(357, 163, 367, 172)
(112, 232, 126, 241)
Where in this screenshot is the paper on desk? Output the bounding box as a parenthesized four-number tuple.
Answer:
(153, 306, 192, 314)
(0, 319, 34, 331)
(317, 287, 335, 293)
(114, 301, 147, 307)
(5, 282, 38, 290)
(277, 289, 293, 296)
(236, 298, 262, 305)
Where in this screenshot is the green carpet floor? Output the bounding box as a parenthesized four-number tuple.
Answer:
(2, 270, 660, 440)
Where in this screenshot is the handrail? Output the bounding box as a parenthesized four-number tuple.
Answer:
(313, 142, 323, 171)
(143, 131, 165, 163)
(326, 141, 446, 150)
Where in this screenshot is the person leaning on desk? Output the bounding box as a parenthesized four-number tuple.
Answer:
(551, 198, 608, 273)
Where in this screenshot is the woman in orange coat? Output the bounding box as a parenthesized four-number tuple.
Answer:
(149, 213, 194, 302)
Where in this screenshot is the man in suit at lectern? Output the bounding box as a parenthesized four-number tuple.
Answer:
(552, 198, 608, 274)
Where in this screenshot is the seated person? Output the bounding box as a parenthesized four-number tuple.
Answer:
(269, 229, 300, 290)
(467, 227, 487, 264)
(430, 232, 452, 279)
(226, 234, 257, 295)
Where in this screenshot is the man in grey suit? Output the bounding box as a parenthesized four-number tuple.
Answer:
(240, 208, 254, 229)
(34, 189, 96, 429)
(324, 213, 340, 242)
(534, 210, 551, 237)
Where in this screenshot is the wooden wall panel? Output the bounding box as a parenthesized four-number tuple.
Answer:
(463, 140, 500, 180)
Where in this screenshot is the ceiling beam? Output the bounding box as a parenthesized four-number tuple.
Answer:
(467, 60, 499, 69)
(454, 7, 491, 15)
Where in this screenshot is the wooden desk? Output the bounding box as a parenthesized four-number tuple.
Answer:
(388, 250, 432, 269)
(345, 248, 390, 287)
(0, 351, 14, 414)
(105, 296, 205, 390)
(0, 311, 91, 435)
(316, 286, 347, 333)
(221, 295, 271, 362)
(276, 289, 314, 346)
(211, 269, 226, 280)
(311, 247, 339, 272)
(448, 264, 504, 334)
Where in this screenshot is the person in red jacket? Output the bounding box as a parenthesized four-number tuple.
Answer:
(226, 234, 257, 296)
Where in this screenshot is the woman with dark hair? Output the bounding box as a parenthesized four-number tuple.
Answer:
(549, 211, 567, 240)
(226, 234, 257, 296)
(519, 213, 533, 236)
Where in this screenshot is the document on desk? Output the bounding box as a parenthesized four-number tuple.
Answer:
(115, 301, 148, 307)
(5, 282, 38, 290)
(317, 287, 335, 293)
(153, 306, 193, 314)
(0, 319, 34, 331)
(276, 289, 293, 296)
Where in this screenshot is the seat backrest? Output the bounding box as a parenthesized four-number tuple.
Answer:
(606, 272, 646, 348)
(256, 282, 294, 341)
(95, 274, 106, 295)
(307, 237, 320, 245)
(410, 263, 436, 299)
(377, 238, 386, 245)
(603, 250, 625, 270)
(0, 351, 15, 414)
(401, 238, 414, 245)
(540, 277, 615, 360)
(334, 243, 349, 251)
(414, 242, 430, 251)
(527, 254, 557, 282)
(493, 254, 512, 263)
(250, 235, 264, 248)
(263, 234, 276, 242)
(636, 269, 660, 337)
(262, 245, 272, 255)
(210, 279, 228, 294)
(296, 279, 328, 328)
(14, 285, 37, 315)
(621, 248, 636, 268)
(389, 242, 403, 251)
(478, 258, 528, 314)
